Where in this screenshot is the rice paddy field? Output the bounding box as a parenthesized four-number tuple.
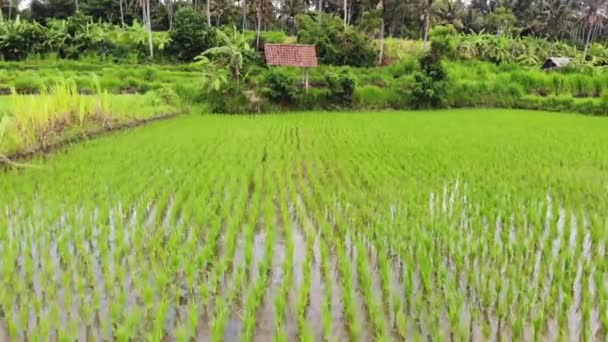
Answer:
(1, 109, 607, 341)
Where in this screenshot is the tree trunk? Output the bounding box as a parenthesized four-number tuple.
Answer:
(166, 0, 174, 30)
(242, 0, 247, 30)
(318, 0, 322, 17)
(75, 0, 79, 12)
(206, 0, 211, 26)
(582, 22, 593, 62)
(343, 0, 347, 28)
(119, 0, 125, 26)
(422, 0, 432, 49)
(378, 18, 385, 64)
(143, 0, 154, 58)
(256, 6, 262, 50)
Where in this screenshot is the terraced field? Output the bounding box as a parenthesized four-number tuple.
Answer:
(1, 109, 607, 341)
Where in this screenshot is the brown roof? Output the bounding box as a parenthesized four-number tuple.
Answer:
(264, 44, 318, 68)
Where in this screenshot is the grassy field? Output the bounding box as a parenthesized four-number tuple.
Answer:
(1, 109, 607, 340)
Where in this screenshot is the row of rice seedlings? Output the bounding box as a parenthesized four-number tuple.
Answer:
(298, 154, 338, 340)
(297, 156, 365, 341)
(354, 237, 391, 341)
(324, 150, 404, 340)
(242, 170, 277, 340)
(301, 154, 355, 341)
(273, 164, 295, 342)
(206, 166, 259, 341)
(293, 179, 315, 342)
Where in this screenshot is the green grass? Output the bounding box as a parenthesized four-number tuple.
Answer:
(1, 109, 607, 340)
(0, 96, 10, 114)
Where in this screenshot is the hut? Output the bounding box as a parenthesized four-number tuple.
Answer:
(264, 44, 318, 91)
(542, 57, 573, 70)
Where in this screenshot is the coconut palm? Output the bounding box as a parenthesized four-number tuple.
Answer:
(577, 0, 608, 61)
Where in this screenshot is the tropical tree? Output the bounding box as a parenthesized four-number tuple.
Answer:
(167, 7, 214, 61)
(486, 7, 517, 35)
(197, 26, 252, 85)
(434, 0, 466, 30)
(277, 0, 305, 34)
(541, 0, 578, 39)
(576, 0, 608, 61)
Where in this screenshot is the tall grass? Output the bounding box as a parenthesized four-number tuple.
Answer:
(0, 78, 181, 156)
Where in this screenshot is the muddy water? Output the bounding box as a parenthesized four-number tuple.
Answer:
(347, 234, 372, 341)
(286, 224, 306, 341)
(253, 235, 285, 342)
(307, 236, 324, 341)
(224, 230, 268, 341)
(328, 254, 349, 342)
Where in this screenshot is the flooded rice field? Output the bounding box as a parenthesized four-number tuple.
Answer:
(1, 111, 608, 340)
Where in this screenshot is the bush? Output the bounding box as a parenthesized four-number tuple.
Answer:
(167, 7, 215, 62)
(325, 69, 356, 107)
(355, 85, 395, 109)
(410, 26, 453, 109)
(173, 83, 205, 103)
(388, 56, 420, 77)
(296, 88, 330, 109)
(0, 20, 48, 60)
(411, 71, 448, 108)
(261, 69, 298, 105)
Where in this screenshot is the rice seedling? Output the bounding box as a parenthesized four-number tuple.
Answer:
(1, 109, 608, 339)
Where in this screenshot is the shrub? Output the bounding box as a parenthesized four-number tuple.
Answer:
(410, 26, 454, 109)
(146, 86, 179, 106)
(388, 56, 420, 77)
(173, 83, 205, 103)
(207, 85, 254, 113)
(355, 85, 395, 109)
(167, 7, 216, 62)
(0, 20, 48, 60)
(325, 69, 356, 107)
(411, 71, 448, 108)
(296, 88, 330, 109)
(261, 69, 298, 105)
(142, 67, 158, 82)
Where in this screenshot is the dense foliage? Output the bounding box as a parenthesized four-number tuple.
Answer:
(297, 13, 378, 67)
(166, 7, 215, 62)
(0, 16, 170, 61)
(12, 0, 608, 45)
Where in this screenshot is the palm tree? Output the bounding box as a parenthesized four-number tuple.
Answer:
(578, 0, 607, 61)
(198, 27, 252, 86)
